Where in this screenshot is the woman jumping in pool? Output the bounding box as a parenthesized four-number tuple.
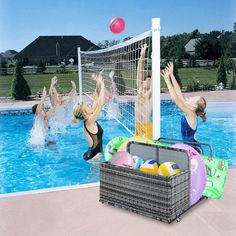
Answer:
(161, 62, 207, 154)
(72, 72, 105, 161)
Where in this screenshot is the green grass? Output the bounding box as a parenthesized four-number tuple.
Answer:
(0, 68, 234, 97)
(0, 73, 79, 97)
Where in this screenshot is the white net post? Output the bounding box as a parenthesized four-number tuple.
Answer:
(77, 47, 83, 102)
(152, 18, 161, 139)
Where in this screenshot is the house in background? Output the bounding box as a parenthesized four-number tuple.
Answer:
(184, 38, 200, 55)
(14, 36, 99, 66)
(0, 50, 18, 64)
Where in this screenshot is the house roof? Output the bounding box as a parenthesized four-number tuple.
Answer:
(185, 38, 200, 52)
(15, 36, 99, 59)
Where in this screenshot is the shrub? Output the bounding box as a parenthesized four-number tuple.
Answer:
(11, 61, 31, 100)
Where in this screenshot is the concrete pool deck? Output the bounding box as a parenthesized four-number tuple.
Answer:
(0, 90, 236, 236)
(0, 90, 236, 109)
(0, 168, 235, 236)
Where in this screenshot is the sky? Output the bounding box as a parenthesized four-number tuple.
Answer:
(0, 0, 235, 52)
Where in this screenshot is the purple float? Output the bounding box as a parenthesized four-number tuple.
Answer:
(172, 144, 207, 205)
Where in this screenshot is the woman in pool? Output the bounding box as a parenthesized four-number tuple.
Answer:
(135, 43, 152, 138)
(49, 76, 77, 132)
(161, 62, 207, 154)
(31, 87, 55, 146)
(72, 73, 105, 161)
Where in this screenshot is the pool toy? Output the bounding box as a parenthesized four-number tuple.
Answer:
(111, 151, 134, 169)
(132, 155, 144, 170)
(172, 144, 207, 206)
(159, 162, 181, 176)
(140, 160, 158, 174)
(105, 136, 128, 161)
(109, 17, 125, 34)
(202, 156, 228, 199)
(118, 136, 166, 152)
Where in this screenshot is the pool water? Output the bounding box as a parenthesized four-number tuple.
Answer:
(0, 101, 235, 194)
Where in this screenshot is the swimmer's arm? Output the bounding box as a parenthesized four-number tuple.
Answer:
(37, 87, 47, 114)
(161, 69, 193, 116)
(64, 81, 77, 104)
(49, 76, 58, 107)
(87, 76, 105, 124)
(137, 44, 147, 89)
(167, 62, 186, 102)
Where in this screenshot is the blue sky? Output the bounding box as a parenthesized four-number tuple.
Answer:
(0, 0, 235, 52)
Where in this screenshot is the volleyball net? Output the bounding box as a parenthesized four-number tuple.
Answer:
(78, 18, 160, 139)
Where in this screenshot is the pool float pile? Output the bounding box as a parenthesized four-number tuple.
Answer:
(105, 136, 229, 201)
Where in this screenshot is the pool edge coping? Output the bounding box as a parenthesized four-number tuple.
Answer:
(0, 182, 100, 199)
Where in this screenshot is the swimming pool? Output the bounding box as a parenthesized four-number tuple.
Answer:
(0, 101, 235, 194)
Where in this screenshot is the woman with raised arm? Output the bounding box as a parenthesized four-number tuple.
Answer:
(49, 76, 77, 132)
(30, 87, 55, 146)
(72, 73, 105, 161)
(161, 62, 207, 154)
(135, 43, 152, 138)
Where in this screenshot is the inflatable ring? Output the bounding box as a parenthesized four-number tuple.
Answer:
(104, 136, 128, 161)
(171, 144, 207, 205)
(118, 136, 168, 152)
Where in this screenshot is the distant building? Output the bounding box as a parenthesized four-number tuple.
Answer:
(184, 38, 200, 55)
(0, 50, 18, 64)
(14, 36, 99, 66)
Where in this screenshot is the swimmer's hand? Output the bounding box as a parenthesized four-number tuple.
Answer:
(140, 43, 148, 56)
(71, 80, 76, 90)
(166, 62, 174, 76)
(109, 70, 115, 79)
(42, 86, 47, 99)
(51, 76, 57, 86)
(160, 69, 170, 83)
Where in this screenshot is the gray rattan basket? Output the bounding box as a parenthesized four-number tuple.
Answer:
(100, 142, 192, 223)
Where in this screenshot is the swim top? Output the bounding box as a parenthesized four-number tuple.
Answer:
(181, 115, 202, 154)
(83, 121, 103, 161)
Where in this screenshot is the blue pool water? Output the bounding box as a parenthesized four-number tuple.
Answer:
(0, 101, 235, 194)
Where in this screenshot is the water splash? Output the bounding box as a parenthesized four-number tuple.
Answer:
(29, 115, 47, 147)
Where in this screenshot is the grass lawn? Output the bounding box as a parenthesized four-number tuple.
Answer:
(0, 68, 234, 97)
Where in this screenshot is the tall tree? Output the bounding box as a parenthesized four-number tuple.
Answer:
(11, 61, 31, 100)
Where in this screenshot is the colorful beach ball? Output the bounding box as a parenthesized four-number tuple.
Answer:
(111, 151, 134, 169)
(109, 17, 125, 34)
(140, 160, 158, 174)
(159, 162, 181, 176)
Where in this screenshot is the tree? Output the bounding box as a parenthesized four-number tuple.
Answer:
(11, 61, 31, 100)
(195, 37, 222, 60)
(0, 61, 8, 75)
(37, 61, 46, 73)
(217, 56, 227, 88)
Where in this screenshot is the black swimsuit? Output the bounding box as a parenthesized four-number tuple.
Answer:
(83, 121, 103, 161)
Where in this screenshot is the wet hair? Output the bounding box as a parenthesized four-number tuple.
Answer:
(72, 103, 84, 120)
(145, 75, 151, 80)
(32, 104, 38, 114)
(195, 97, 207, 122)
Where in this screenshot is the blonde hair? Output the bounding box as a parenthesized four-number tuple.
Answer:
(71, 103, 83, 123)
(195, 97, 207, 122)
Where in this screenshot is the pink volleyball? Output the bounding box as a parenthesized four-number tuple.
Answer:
(109, 17, 125, 34)
(171, 144, 207, 206)
(111, 151, 134, 169)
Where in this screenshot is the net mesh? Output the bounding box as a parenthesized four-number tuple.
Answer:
(79, 31, 153, 135)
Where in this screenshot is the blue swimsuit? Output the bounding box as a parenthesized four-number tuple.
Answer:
(181, 115, 203, 154)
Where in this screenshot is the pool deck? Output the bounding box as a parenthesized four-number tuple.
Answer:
(0, 90, 236, 109)
(0, 90, 236, 236)
(0, 168, 235, 236)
